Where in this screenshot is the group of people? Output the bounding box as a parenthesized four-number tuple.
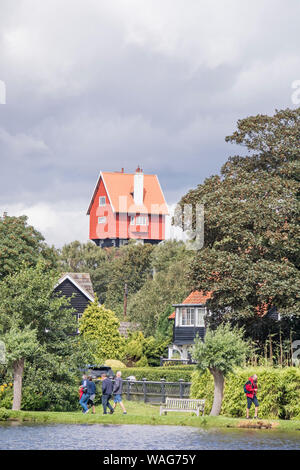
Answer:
(79, 371, 260, 419)
(79, 371, 127, 415)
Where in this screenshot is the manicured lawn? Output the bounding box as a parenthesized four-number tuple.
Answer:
(2, 400, 300, 433)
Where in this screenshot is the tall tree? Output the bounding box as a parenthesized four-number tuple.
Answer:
(0, 261, 76, 409)
(0, 214, 58, 280)
(105, 242, 154, 316)
(175, 108, 300, 329)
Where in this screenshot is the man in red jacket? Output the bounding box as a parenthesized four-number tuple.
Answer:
(245, 374, 259, 419)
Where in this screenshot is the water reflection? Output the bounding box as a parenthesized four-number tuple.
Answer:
(0, 423, 299, 450)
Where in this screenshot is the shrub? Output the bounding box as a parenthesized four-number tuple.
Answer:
(135, 356, 149, 367)
(104, 359, 127, 369)
(0, 408, 9, 421)
(120, 366, 195, 382)
(191, 366, 300, 419)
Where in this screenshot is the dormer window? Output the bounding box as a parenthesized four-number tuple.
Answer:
(136, 215, 148, 225)
(181, 308, 195, 326)
(176, 306, 207, 327)
(99, 196, 106, 206)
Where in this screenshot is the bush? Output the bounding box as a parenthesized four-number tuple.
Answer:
(191, 366, 300, 419)
(120, 366, 195, 382)
(0, 383, 13, 409)
(104, 359, 127, 369)
(135, 356, 149, 367)
(0, 408, 9, 421)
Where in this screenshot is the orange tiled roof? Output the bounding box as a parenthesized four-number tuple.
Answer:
(87, 171, 169, 215)
(168, 290, 212, 319)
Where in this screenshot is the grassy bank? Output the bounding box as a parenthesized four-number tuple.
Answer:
(1, 401, 300, 433)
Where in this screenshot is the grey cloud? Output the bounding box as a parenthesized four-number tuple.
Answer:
(0, 0, 299, 245)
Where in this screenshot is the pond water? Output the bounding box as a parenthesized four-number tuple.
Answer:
(0, 423, 299, 450)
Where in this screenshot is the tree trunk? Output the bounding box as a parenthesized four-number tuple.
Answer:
(209, 368, 225, 416)
(12, 358, 25, 411)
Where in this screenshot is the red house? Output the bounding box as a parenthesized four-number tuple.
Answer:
(87, 167, 169, 248)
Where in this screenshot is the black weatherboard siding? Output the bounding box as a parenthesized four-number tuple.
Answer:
(54, 278, 91, 320)
(173, 325, 205, 345)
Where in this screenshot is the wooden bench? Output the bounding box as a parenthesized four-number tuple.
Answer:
(160, 397, 205, 417)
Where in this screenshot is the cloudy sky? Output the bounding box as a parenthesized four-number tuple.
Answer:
(0, 0, 299, 247)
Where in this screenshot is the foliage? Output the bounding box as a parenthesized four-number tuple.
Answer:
(135, 356, 149, 367)
(0, 259, 78, 410)
(191, 324, 248, 376)
(119, 366, 195, 382)
(2, 327, 39, 365)
(191, 366, 300, 419)
(0, 407, 9, 420)
(104, 243, 154, 316)
(79, 298, 125, 363)
(174, 107, 300, 333)
(123, 331, 170, 367)
(58, 241, 114, 303)
(104, 359, 127, 369)
(155, 305, 174, 341)
(0, 214, 58, 281)
(127, 260, 191, 336)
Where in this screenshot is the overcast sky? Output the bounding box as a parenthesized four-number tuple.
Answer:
(0, 0, 299, 247)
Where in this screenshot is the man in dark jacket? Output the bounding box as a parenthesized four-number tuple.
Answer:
(113, 371, 127, 414)
(245, 374, 259, 419)
(101, 373, 114, 415)
(87, 376, 97, 414)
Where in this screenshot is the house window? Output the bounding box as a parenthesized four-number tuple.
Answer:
(196, 307, 206, 327)
(99, 196, 106, 206)
(98, 216, 107, 224)
(136, 215, 148, 225)
(130, 215, 135, 225)
(181, 308, 195, 326)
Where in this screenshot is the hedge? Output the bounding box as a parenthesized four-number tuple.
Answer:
(114, 366, 195, 382)
(190, 366, 300, 419)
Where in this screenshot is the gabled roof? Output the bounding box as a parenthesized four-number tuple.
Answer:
(87, 171, 169, 216)
(169, 290, 212, 319)
(55, 273, 95, 302)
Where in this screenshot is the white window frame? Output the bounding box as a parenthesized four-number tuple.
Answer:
(98, 216, 107, 224)
(180, 307, 195, 326)
(130, 215, 135, 225)
(196, 307, 206, 327)
(99, 196, 106, 206)
(136, 215, 148, 226)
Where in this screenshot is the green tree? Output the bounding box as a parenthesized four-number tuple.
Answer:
(191, 324, 248, 416)
(175, 108, 300, 332)
(105, 242, 154, 316)
(127, 259, 191, 336)
(0, 261, 76, 410)
(0, 214, 58, 281)
(79, 298, 124, 362)
(2, 327, 39, 410)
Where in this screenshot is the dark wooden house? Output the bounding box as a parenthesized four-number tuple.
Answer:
(168, 291, 281, 361)
(54, 273, 95, 332)
(168, 291, 212, 361)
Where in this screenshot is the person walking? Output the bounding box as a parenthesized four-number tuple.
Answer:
(245, 374, 259, 419)
(87, 376, 97, 414)
(101, 373, 114, 415)
(79, 374, 89, 414)
(112, 371, 127, 415)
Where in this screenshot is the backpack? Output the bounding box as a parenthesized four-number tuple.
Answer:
(243, 382, 248, 393)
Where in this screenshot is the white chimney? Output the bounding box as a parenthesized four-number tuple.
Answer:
(134, 166, 144, 205)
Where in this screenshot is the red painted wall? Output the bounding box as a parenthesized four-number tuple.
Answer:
(89, 178, 165, 241)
